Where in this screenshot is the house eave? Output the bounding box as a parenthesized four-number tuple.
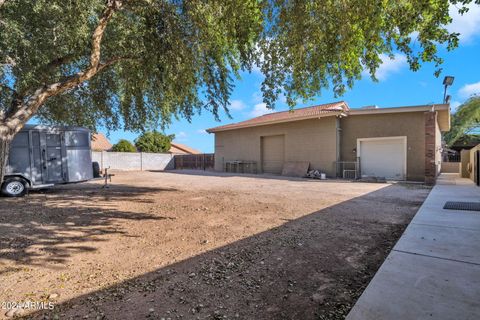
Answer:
(206, 111, 344, 133)
(207, 103, 451, 133)
(348, 104, 450, 132)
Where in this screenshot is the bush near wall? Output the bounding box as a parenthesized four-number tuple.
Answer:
(112, 139, 137, 152)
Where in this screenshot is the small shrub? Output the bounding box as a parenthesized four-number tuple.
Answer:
(112, 139, 137, 152)
(135, 131, 174, 153)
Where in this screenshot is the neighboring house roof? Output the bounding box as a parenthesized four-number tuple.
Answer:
(169, 142, 201, 154)
(207, 101, 349, 133)
(207, 102, 451, 133)
(91, 133, 112, 151)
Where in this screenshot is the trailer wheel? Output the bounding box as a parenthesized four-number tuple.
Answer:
(92, 161, 101, 178)
(1, 177, 28, 197)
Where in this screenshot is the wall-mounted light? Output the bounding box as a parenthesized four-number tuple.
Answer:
(445, 95, 451, 104)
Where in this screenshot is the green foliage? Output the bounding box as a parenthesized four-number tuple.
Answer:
(111, 139, 136, 152)
(1, 0, 262, 130)
(135, 131, 174, 153)
(450, 134, 480, 148)
(445, 97, 480, 146)
(1, 0, 479, 132)
(258, 0, 479, 107)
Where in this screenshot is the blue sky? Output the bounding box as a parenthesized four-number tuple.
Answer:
(104, 4, 480, 153)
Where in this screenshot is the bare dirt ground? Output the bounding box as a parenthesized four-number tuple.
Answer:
(0, 170, 430, 320)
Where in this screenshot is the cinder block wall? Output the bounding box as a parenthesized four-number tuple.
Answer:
(141, 153, 175, 170)
(214, 117, 338, 176)
(441, 162, 460, 174)
(92, 151, 174, 171)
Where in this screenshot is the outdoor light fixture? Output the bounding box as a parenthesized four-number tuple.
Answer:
(443, 76, 455, 103)
(445, 95, 451, 104)
(443, 76, 454, 86)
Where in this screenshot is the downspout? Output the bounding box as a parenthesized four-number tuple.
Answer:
(336, 116, 342, 178)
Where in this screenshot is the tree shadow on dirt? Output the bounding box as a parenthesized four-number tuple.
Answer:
(0, 183, 177, 268)
(20, 184, 429, 320)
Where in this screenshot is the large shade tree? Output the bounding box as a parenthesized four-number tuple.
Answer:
(445, 96, 480, 146)
(0, 0, 478, 182)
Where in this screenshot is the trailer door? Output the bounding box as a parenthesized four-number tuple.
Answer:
(44, 133, 65, 183)
(31, 131, 45, 184)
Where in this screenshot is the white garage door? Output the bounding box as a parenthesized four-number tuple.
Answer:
(359, 137, 406, 180)
(261, 135, 285, 174)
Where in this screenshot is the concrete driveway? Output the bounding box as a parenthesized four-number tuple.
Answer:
(347, 174, 480, 320)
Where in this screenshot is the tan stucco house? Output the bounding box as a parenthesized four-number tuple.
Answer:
(207, 101, 450, 184)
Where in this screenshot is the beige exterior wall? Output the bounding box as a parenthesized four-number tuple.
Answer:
(441, 162, 460, 174)
(213, 110, 444, 182)
(460, 149, 470, 178)
(468, 144, 480, 182)
(214, 117, 338, 176)
(340, 112, 427, 181)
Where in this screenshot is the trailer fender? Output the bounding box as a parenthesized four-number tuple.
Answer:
(3, 174, 32, 188)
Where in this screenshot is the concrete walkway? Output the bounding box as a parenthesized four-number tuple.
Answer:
(347, 174, 480, 320)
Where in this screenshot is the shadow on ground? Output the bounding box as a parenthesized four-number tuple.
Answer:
(18, 184, 428, 320)
(159, 169, 362, 183)
(0, 183, 176, 268)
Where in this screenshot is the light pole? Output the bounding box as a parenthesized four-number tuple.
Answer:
(443, 76, 454, 104)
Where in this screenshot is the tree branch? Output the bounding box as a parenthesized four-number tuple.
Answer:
(0, 83, 17, 95)
(97, 56, 136, 72)
(2, 0, 124, 132)
(0, 84, 20, 122)
(44, 54, 78, 72)
(0, 0, 7, 27)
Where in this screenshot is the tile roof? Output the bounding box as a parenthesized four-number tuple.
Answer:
(169, 142, 201, 154)
(91, 133, 112, 151)
(207, 101, 349, 132)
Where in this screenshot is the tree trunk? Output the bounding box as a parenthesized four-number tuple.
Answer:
(0, 126, 13, 185)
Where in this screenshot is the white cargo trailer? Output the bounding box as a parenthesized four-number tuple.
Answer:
(2, 125, 98, 197)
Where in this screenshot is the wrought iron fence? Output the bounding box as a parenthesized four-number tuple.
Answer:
(443, 153, 461, 162)
(335, 160, 359, 179)
(224, 160, 258, 174)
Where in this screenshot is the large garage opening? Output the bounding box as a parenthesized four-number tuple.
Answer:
(261, 135, 285, 174)
(358, 136, 407, 180)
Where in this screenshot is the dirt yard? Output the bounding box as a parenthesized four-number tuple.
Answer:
(0, 170, 430, 320)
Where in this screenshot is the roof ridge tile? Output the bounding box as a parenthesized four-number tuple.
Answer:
(207, 101, 349, 132)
